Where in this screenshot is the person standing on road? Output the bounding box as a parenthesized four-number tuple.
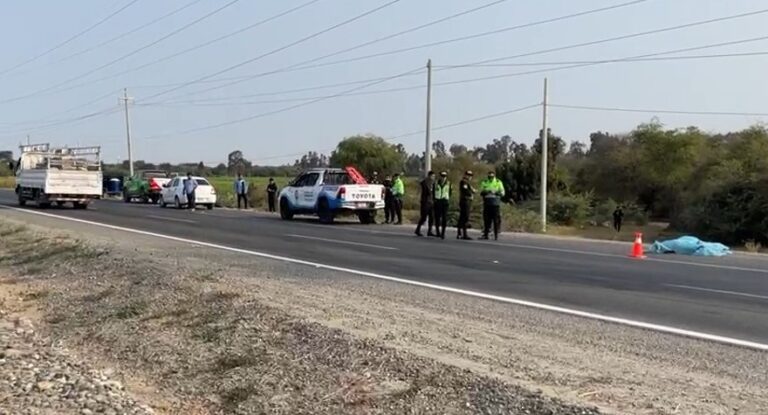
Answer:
(433, 171, 451, 239)
(415, 171, 436, 237)
(383, 175, 394, 224)
(266, 178, 278, 213)
(391, 173, 405, 225)
(234, 174, 249, 209)
(457, 170, 475, 240)
(183, 172, 198, 211)
(613, 205, 624, 233)
(480, 171, 505, 240)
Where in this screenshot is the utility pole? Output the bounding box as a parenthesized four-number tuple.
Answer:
(120, 88, 134, 177)
(26, 135, 30, 145)
(540, 78, 549, 233)
(424, 59, 433, 177)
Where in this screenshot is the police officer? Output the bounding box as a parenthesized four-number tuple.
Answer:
(457, 170, 475, 240)
(382, 175, 394, 224)
(391, 173, 405, 225)
(266, 178, 278, 213)
(433, 171, 451, 239)
(480, 171, 505, 240)
(415, 171, 436, 237)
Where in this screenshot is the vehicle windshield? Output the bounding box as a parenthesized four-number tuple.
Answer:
(324, 172, 352, 185)
(195, 179, 210, 186)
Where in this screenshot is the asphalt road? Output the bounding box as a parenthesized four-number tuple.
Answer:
(2, 189, 768, 345)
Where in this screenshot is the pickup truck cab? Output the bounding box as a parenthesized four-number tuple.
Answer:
(123, 170, 171, 204)
(279, 168, 384, 224)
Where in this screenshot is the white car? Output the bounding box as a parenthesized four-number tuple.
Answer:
(159, 176, 217, 210)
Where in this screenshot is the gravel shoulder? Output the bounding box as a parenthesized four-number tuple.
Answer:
(0, 212, 766, 414)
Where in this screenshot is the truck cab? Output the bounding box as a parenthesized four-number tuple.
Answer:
(279, 168, 384, 224)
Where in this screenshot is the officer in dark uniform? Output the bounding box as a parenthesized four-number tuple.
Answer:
(457, 170, 475, 240)
(382, 175, 394, 224)
(415, 170, 436, 237)
(266, 178, 278, 213)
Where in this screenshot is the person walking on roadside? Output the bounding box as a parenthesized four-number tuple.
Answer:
(415, 171, 436, 237)
(613, 205, 624, 232)
(433, 171, 451, 239)
(457, 170, 475, 240)
(266, 178, 278, 213)
(234, 174, 249, 209)
(382, 175, 394, 224)
(480, 171, 505, 240)
(391, 173, 405, 225)
(183, 172, 198, 211)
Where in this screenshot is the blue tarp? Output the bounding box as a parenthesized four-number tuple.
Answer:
(651, 236, 732, 257)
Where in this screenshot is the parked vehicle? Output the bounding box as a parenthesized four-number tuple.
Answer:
(159, 175, 216, 210)
(123, 170, 171, 204)
(278, 167, 384, 224)
(14, 143, 102, 209)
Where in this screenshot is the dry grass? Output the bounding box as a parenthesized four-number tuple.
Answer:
(0, 176, 14, 189)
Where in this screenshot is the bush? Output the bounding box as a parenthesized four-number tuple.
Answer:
(502, 205, 541, 233)
(547, 193, 591, 227)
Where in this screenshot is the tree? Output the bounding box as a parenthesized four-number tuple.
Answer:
(294, 151, 329, 169)
(481, 135, 513, 164)
(227, 150, 251, 175)
(432, 140, 448, 159)
(449, 144, 468, 157)
(329, 135, 405, 176)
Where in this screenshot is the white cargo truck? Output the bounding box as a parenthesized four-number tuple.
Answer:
(14, 144, 102, 209)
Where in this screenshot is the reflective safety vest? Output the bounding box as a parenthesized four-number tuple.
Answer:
(392, 178, 405, 196)
(480, 178, 505, 197)
(434, 181, 451, 200)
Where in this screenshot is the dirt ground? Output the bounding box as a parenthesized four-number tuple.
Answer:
(0, 215, 766, 414)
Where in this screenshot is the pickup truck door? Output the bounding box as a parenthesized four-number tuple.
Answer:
(298, 173, 320, 209)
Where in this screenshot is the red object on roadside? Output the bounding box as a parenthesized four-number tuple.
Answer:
(345, 166, 368, 184)
(149, 178, 161, 191)
(630, 232, 646, 259)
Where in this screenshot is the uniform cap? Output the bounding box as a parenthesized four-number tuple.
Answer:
(440, 171, 447, 177)
(464, 170, 474, 176)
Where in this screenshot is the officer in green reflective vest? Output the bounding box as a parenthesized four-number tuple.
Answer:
(433, 171, 451, 240)
(480, 171, 505, 240)
(391, 173, 405, 225)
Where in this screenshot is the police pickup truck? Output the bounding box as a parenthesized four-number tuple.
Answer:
(279, 167, 384, 224)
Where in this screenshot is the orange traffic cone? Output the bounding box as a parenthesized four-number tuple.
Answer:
(630, 232, 646, 259)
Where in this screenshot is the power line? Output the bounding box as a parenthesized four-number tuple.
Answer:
(550, 104, 768, 117)
(430, 35, 768, 88)
(143, 66, 423, 140)
(238, 102, 540, 164)
(447, 7, 768, 69)
(53, 0, 207, 64)
(146, 49, 768, 107)
(0, 89, 122, 128)
(0, 0, 241, 104)
(0, 0, 142, 77)
(433, 51, 768, 68)
(172, 0, 515, 99)
(0, 106, 121, 139)
(140, 0, 405, 103)
(52, 0, 323, 94)
(166, 0, 648, 100)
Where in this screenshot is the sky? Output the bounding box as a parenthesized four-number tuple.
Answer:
(0, 0, 767, 165)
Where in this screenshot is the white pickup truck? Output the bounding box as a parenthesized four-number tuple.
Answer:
(279, 168, 384, 224)
(14, 144, 102, 209)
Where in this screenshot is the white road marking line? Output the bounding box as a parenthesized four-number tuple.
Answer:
(665, 284, 768, 301)
(286, 234, 397, 251)
(146, 215, 197, 224)
(2, 205, 767, 352)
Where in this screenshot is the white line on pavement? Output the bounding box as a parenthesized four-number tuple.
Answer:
(286, 234, 397, 250)
(665, 284, 768, 301)
(146, 215, 197, 224)
(2, 205, 767, 352)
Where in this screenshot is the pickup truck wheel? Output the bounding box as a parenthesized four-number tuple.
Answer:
(123, 192, 131, 203)
(357, 211, 375, 225)
(17, 193, 26, 207)
(206, 204, 214, 210)
(279, 198, 293, 220)
(318, 199, 335, 224)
